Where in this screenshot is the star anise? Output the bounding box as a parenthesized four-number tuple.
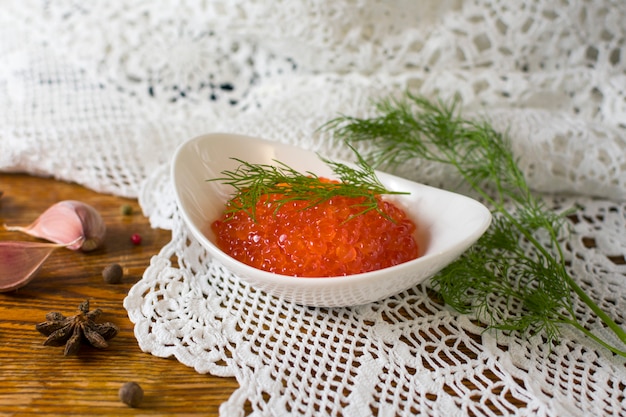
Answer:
(35, 299, 119, 356)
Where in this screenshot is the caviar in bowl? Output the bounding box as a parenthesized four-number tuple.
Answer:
(171, 133, 492, 307)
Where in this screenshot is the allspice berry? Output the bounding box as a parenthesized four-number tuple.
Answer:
(119, 381, 144, 407)
(102, 263, 124, 284)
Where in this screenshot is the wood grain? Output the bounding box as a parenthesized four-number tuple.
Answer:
(0, 174, 238, 416)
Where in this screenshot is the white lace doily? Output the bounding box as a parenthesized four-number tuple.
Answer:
(2, 1, 626, 416)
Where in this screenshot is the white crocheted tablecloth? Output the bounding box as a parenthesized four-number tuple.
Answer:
(2, 1, 626, 416)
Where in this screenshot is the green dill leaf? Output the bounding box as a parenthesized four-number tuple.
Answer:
(207, 146, 408, 223)
(324, 92, 626, 357)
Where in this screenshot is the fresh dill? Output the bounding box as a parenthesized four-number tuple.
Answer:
(208, 145, 408, 222)
(324, 92, 626, 357)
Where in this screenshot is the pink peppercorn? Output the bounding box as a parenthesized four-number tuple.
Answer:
(130, 233, 142, 245)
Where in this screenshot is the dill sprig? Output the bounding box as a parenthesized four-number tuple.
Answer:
(324, 92, 626, 357)
(208, 145, 408, 222)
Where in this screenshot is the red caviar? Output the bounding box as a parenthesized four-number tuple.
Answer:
(211, 183, 419, 277)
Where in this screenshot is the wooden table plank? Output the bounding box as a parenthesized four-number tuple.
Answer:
(0, 173, 238, 415)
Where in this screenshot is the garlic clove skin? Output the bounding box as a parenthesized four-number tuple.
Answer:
(4, 200, 106, 252)
(68, 201, 107, 251)
(0, 241, 63, 292)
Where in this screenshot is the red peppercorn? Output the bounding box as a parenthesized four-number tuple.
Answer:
(130, 233, 142, 245)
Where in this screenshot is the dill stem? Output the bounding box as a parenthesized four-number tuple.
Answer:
(565, 275, 626, 346)
(564, 316, 626, 357)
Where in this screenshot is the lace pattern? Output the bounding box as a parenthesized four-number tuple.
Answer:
(2, 1, 626, 415)
(130, 170, 626, 416)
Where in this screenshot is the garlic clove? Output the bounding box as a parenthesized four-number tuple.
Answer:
(0, 241, 63, 292)
(4, 200, 106, 252)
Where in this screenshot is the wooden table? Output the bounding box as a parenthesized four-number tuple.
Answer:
(0, 174, 238, 415)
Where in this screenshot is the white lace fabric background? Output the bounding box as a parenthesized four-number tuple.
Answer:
(2, 1, 626, 415)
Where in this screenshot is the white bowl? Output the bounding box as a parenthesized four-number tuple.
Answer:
(171, 133, 492, 307)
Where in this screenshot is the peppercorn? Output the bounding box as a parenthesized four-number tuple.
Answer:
(130, 233, 142, 245)
(102, 263, 123, 284)
(119, 381, 144, 408)
(120, 204, 133, 216)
